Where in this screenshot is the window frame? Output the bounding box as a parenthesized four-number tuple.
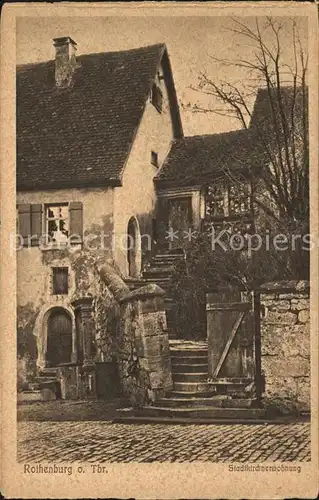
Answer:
(45, 202, 70, 244)
(205, 180, 252, 221)
(151, 151, 159, 167)
(151, 83, 163, 113)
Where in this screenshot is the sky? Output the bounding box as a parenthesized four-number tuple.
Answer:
(16, 15, 308, 136)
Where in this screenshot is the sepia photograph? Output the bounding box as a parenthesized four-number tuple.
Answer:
(1, 2, 318, 498)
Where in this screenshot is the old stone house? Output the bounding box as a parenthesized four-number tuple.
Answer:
(17, 37, 182, 393)
(17, 37, 309, 416)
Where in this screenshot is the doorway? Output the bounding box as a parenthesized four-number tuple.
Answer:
(127, 216, 141, 278)
(46, 308, 73, 367)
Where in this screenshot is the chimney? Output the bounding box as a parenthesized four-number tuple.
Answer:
(53, 37, 77, 88)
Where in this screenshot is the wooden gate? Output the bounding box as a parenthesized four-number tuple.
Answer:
(206, 289, 262, 391)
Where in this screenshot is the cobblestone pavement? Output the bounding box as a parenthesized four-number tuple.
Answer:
(18, 421, 311, 463)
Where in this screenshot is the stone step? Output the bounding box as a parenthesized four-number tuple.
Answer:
(17, 390, 42, 403)
(170, 355, 208, 365)
(170, 349, 208, 358)
(172, 363, 208, 373)
(173, 372, 208, 383)
(167, 391, 215, 399)
(209, 377, 252, 384)
(157, 397, 256, 409)
(114, 415, 269, 425)
(38, 368, 58, 377)
(36, 377, 58, 384)
(130, 406, 266, 420)
(144, 276, 171, 282)
(153, 253, 183, 260)
(208, 379, 254, 396)
(144, 264, 174, 273)
(173, 381, 212, 393)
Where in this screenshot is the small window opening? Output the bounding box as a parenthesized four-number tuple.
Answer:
(151, 83, 163, 113)
(52, 267, 69, 295)
(151, 151, 158, 167)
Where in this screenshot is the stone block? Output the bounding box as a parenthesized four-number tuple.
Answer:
(260, 325, 282, 355)
(142, 313, 164, 337)
(296, 280, 310, 292)
(144, 336, 161, 357)
(149, 371, 163, 389)
(291, 298, 310, 311)
(278, 293, 298, 300)
(264, 375, 297, 400)
(262, 356, 310, 378)
(162, 366, 173, 390)
(40, 387, 57, 401)
(296, 377, 310, 412)
(135, 336, 145, 357)
(298, 309, 310, 324)
(147, 355, 163, 371)
(260, 293, 277, 301)
(271, 300, 291, 311)
(159, 334, 170, 356)
(281, 326, 310, 358)
(140, 296, 165, 314)
(137, 358, 147, 370)
(264, 310, 297, 325)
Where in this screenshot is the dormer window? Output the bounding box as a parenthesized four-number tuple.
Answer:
(151, 151, 159, 167)
(151, 83, 163, 113)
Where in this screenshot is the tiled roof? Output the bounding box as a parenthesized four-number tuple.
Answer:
(17, 43, 181, 190)
(156, 85, 306, 187)
(155, 129, 262, 186)
(250, 86, 307, 133)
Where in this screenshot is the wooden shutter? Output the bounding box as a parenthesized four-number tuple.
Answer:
(18, 204, 31, 247)
(31, 204, 43, 246)
(69, 202, 83, 242)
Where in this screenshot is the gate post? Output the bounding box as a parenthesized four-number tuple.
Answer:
(252, 291, 263, 406)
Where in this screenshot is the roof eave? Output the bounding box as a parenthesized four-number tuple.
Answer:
(17, 178, 122, 191)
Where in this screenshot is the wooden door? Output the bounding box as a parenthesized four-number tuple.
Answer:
(168, 197, 192, 250)
(156, 197, 193, 251)
(47, 309, 72, 367)
(206, 289, 255, 378)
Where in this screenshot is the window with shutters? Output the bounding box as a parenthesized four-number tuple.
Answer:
(151, 83, 163, 113)
(17, 201, 83, 248)
(17, 204, 43, 247)
(46, 204, 69, 244)
(52, 267, 69, 295)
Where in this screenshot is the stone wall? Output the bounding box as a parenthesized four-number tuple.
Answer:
(98, 266, 173, 407)
(260, 280, 310, 414)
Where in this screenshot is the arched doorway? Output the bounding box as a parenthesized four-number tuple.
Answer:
(127, 216, 141, 278)
(46, 308, 73, 367)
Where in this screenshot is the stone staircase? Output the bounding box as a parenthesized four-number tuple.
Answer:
(116, 341, 266, 423)
(125, 251, 184, 339)
(36, 368, 61, 401)
(18, 367, 61, 403)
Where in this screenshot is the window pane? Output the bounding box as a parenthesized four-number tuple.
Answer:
(205, 183, 226, 218)
(48, 219, 58, 236)
(46, 204, 69, 242)
(229, 182, 250, 215)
